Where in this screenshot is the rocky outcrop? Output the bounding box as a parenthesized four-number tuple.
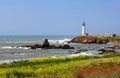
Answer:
(41, 39, 50, 48)
(109, 41, 120, 46)
(22, 38, 74, 49)
(70, 36, 108, 44)
(22, 44, 41, 49)
(55, 45, 74, 49)
(97, 46, 120, 54)
(22, 44, 74, 49)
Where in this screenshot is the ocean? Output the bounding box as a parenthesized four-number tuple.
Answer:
(0, 35, 112, 63)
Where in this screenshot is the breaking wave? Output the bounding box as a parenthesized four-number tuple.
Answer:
(0, 46, 30, 49)
(48, 38, 71, 44)
(4, 41, 40, 43)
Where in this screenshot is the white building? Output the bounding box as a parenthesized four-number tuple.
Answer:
(82, 21, 86, 36)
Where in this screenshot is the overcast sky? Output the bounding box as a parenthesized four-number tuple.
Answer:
(0, 0, 120, 35)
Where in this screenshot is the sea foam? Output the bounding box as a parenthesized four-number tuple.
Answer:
(0, 46, 30, 49)
(48, 38, 71, 44)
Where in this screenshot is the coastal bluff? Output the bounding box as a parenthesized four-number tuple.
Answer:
(70, 36, 108, 44)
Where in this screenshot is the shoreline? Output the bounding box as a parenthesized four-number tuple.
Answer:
(0, 43, 117, 64)
(0, 35, 120, 64)
(0, 50, 103, 64)
(0, 53, 120, 65)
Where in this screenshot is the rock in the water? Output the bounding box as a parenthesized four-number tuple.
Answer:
(55, 45, 74, 49)
(97, 48, 106, 52)
(22, 44, 41, 49)
(97, 46, 119, 54)
(30, 44, 41, 49)
(20, 38, 74, 49)
(61, 45, 74, 49)
(41, 38, 50, 48)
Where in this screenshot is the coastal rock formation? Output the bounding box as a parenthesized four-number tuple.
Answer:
(22, 44, 74, 49)
(55, 45, 74, 49)
(97, 46, 120, 54)
(109, 41, 120, 46)
(70, 36, 108, 44)
(41, 39, 50, 48)
(22, 44, 41, 49)
(21, 38, 74, 49)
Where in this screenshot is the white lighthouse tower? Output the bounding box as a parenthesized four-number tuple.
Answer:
(82, 21, 86, 36)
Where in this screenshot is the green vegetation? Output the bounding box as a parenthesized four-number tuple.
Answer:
(107, 35, 120, 41)
(0, 55, 120, 78)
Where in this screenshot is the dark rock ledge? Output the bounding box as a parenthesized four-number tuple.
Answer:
(21, 39, 74, 49)
(97, 46, 120, 55)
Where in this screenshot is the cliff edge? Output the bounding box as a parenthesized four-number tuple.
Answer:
(70, 36, 108, 44)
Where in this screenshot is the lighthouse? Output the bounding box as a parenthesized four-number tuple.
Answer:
(82, 21, 86, 36)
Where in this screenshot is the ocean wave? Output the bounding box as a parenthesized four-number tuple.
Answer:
(0, 58, 33, 64)
(0, 38, 72, 44)
(48, 38, 71, 44)
(0, 46, 30, 49)
(0, 60, 14, 64)
(4, 41, 40, 43)
(0, 38, 72, 50)
(68, 50, 102, 57)
(0, 46, 17, 49)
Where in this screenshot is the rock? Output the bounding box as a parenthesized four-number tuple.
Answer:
(52, 45, 74, 49)
(74, 51, 81, 54)
(83, 39, 88, 43)
(79, 49, 88, 52)
(41, 39, 50, 48)
(62, 45, 74, 49)
(22, 44, 41, 49)
(96, 39, 101, 44)
(97, 48, 106, 52)
(20, 38, 74, 49)
(30, 44, 41, 49)
(70, 36, 108, 44)
(114, 46, 120, 50)
(21, 44, 74, 49)
(97, 46, 120, 55)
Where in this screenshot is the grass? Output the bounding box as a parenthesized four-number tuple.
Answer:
(108, 36, 120, 41)
(1, 54, 119, 68)
(0, 54, 120, 78)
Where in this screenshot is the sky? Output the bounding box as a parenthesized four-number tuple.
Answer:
(0, 0, 120, 35)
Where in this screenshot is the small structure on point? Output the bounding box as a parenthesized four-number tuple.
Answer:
(82, 21, 88, 36)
